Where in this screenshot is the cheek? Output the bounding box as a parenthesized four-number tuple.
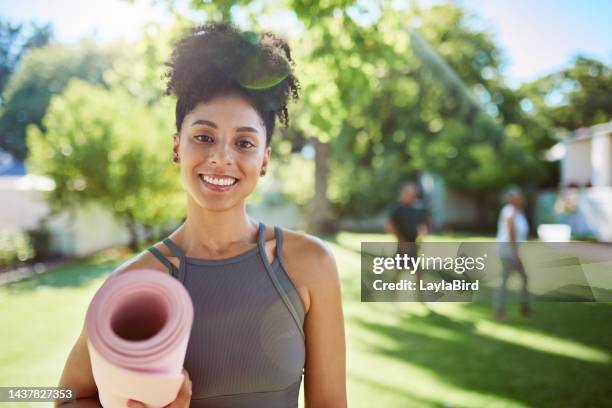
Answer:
(244, 155, 262, 170)
(179, 139, 202, 159)
(236, 147, 265, 170)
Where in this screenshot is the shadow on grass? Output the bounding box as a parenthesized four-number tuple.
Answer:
(465, 301, 612, 358)
(354, 302, 612, 407)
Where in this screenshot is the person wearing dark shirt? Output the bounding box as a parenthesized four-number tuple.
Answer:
(385, 183, 428, 301)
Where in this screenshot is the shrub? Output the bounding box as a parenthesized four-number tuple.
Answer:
(0, 229, 35, 269)
(26, 223, 54, 261)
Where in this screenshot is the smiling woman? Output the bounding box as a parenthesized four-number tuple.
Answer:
(56, 21, 346, 408)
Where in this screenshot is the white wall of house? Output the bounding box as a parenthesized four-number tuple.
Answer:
(577, 187, 612, 241)
(0, 176, 50, 231)
(46, 204, 131, 257)
(591, 132, 612, 186)
(542, 121, 612, 242)
(562, 137, 592, 185)
(561, 121, 612, 187)
(0, 175, 131, 257)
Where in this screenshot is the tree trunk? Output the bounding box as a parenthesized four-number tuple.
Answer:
(475, 192, 487, 233)
(305, 139, 337, 235)
(124, 214, 140, 252)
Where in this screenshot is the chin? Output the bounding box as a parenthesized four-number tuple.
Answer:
(191, 188, 244, 212)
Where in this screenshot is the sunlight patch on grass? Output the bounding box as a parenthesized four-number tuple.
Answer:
(347, 346, 527, 408)
(475, 320, 611, 364)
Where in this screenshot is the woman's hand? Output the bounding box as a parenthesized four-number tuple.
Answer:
(126, 368, 192, 408)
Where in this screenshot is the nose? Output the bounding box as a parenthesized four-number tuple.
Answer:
(208, 141, 233, 166)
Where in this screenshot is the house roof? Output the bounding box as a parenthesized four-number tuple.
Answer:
(559, 120, 612, 144)
(546, 120, 612, 161)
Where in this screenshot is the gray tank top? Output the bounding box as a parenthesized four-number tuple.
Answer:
(147, 222, 305, 407)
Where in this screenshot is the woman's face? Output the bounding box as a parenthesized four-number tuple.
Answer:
(173, 93, 270, 212)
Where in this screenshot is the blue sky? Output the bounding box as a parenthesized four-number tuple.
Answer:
(1, 0, 610, 87)
(463, 0, 612, 86)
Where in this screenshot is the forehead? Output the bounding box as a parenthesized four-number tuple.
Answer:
(184, 94, 265, 130)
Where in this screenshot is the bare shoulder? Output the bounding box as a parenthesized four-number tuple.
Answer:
(110, 242, 176, 279)
(279, 228, 338, 288)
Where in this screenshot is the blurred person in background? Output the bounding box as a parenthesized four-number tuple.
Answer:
(495, 185, 530, 320)
(385, 182, 429, 301)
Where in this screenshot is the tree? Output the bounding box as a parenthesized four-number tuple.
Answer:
(289, 1, 549, 221)
(0, 39, 116, 160)
(520, 56, 612, 131)
(156, 0, 553, 231)
(0, 18, 52, 98)
(26, 80, 184, 251)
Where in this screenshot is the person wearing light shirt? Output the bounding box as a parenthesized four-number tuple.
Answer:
(495, 186, 530, 319)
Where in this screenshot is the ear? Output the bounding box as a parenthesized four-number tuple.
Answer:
(262, 145, 271, 169)
(172, 132, 180, 153)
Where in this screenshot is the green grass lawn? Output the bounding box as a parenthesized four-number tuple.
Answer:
(0, 232, 610, 407)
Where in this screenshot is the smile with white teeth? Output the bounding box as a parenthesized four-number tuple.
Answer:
(199, 174, 238, 186)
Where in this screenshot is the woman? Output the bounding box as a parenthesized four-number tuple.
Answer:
(56, 22, 346, 408)
(494, 185, 530, 320)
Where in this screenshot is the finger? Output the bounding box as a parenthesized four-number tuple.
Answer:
(181, 368, 192, 390)
(182, 370, 193, 407)
(179, 370, 192, 398)
(167, 369, 192, 408)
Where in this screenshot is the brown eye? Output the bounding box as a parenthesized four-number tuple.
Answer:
(195, 135, 213, 143)
(237, 140, 255, 149)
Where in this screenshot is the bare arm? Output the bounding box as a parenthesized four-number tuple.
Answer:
(55, 253, 167, 407)
(506, 214, 520, 258)
(417, 223, 428, 239)
(54, 325, 100, 407)
(303, 242, 347, 408)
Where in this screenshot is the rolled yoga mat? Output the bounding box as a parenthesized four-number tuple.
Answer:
(85, 269, 194, 408)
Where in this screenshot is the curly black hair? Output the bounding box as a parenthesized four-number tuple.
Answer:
(163, 22, 301, 146)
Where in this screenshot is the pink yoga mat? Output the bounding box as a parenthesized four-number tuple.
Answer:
(85, 269, 194, 408)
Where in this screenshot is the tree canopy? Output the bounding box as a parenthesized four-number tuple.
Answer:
(0, 40, 117, 160)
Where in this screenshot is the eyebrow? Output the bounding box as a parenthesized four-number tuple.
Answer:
(190, 119, 259, 134)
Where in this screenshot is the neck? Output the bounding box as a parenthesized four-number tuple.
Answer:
(176, 196, 259, 255)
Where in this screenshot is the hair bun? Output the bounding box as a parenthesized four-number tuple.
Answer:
(164, 21, 300, 143)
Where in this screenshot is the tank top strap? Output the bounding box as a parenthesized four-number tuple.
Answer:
(147, 246, 178, 276)
(274, 226, 283, 259)
(163, 238, 185, 258)
(256, 221, 266, 247)
(161, 238, 186, 283)
(257, 222, 304, 338)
